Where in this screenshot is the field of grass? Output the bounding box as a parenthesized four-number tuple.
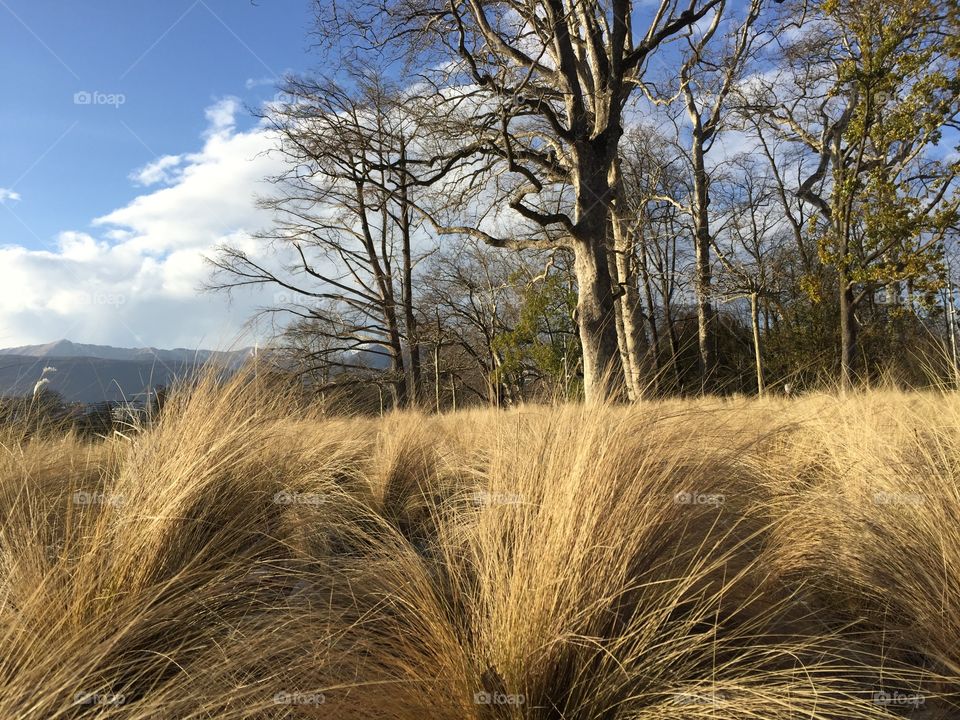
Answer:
(1, 376, 959, 718)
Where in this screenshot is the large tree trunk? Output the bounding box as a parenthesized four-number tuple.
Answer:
(573, 238, 624, 402)
(572, 149, 626, 402)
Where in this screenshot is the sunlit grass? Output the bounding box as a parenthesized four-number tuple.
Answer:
(0, 375, 956, 718)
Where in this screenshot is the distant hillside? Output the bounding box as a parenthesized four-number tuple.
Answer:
(0, 339, 252, 367)
(0, 341, 253, 404)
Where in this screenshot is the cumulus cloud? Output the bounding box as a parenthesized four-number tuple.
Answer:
(0, 98, 287, 350)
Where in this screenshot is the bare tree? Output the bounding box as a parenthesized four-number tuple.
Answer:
(713, 155, 790, 396)
(618, 125, 698, 393)
(421, 239, 579, 404)
(208, 73, 430, 407)
(322, 0, 725, 400)
(420, 239, 520, 405)
(645, 0, 768, 391)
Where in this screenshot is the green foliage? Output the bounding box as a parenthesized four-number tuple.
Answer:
(493, 272, 581, 395)
(818, 0, 960, 296)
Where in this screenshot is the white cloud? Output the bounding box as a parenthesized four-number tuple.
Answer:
(0, 188, 21, 203)
(56, 231, 109, 262)
(130, 154, 185, 186)
(245, 75, 278, 90)
(0, 99, 287, 350)
(204, 96, 241, 137)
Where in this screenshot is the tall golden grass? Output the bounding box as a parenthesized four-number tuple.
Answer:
(0, 375, 957, 718)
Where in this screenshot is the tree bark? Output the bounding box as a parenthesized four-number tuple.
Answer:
(636, 235, 662, 392)
(573, 237, 624, 402)
(614, 246, 647, 400)
(610, 167, 647, 401)
(571, 148, 626, 402)
(611, 281, 633, 398)
(691, 140, 716, 392)
(434, 340, 441, 412)
(385, 326, 407, 409)
(839, 279, 857, 392)
(750, 292, 764, 397)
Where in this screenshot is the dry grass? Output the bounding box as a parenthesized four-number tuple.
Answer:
(0, 375, 957, 718)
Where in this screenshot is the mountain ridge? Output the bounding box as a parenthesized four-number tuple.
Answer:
(0, 341, 255, 404)
(0, 339, 254, 365)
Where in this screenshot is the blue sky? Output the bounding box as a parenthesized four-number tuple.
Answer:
(2, 2, 954, 352)
(0, 0, 311, 243)
(0, 0, 316, 349)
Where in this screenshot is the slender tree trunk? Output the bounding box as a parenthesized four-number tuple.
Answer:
(637, 237, 662, 392)
(386, 332, 406, 409)
(356, 181, 407, 408)
(750, 292, 765, 397)
(947, 280, 959, 388)
(691, 142, 716, 393)
(609, 245, 634, 398)
(433, 338, 442, 413)
(489, 347, 507, 407)
(839, 279, 857, 392)
(398, 141, 421, 407)
(663, 296, 681, 388)
(609, 164, 647, 401)
(375, 268, 406, 408)
(616, 248, 647, 400)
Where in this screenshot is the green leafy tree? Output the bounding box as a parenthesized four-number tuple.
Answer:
(494, 271, 582, 400)
(754, 0, 960, 389)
